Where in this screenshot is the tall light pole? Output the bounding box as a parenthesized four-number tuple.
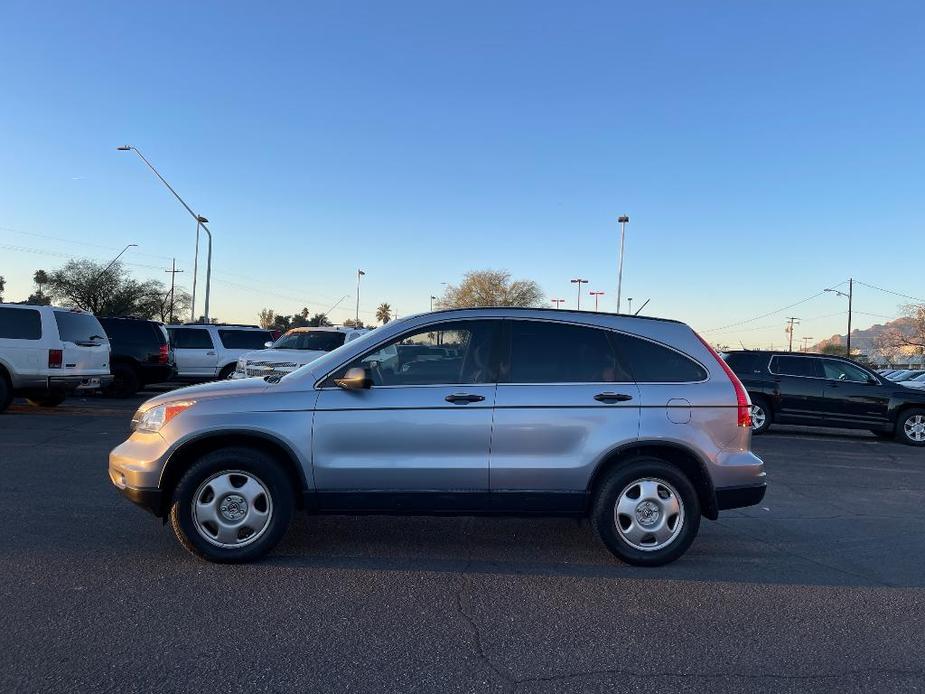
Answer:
(570, 278, 588, 310)
(430, 295, 437, 311)
(616, 215, 630, 313)
(117, 145, 213, 322)
(825, 278, 854, 356)
(356, 269, 365, 324)
(551, 298, 565, 309)
(190, 215, 208, 322)
(627, 297, 633, 315)
(589, 290, 605, 311)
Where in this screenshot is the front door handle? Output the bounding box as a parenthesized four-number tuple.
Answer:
(206, 351, 216, 356)
(594, 392, 633, 403)
(445, 393, 486, 404)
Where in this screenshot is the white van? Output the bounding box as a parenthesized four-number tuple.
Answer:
(0, 303, 113, 412)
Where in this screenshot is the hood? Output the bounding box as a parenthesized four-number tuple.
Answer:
(240, 348, 328, 365)
(139, 377, 270, 410)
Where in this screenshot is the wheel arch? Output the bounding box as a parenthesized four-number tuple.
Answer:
(158, 430, 309, 517)
(587, 441, 718, 520)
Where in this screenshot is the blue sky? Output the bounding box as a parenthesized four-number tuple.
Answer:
(1, 1, 923, 346)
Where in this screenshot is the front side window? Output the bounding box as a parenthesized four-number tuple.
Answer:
(822, 359, 871, 383)
(218, 329, 273, 350)
(506, 320, 625, 383)
(274, 331, 346, 352)
(336, 320, 499, 386)
(170, 328, 214, 349)
(0, 307, 42, 340)
(769, 355, 821, 378)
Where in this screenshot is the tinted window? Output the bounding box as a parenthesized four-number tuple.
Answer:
(54, 311, 106, 344)
(218, 329, 273, 350)
(170, 328, 214, 349)
(340, 320, 498, 386)
(0, 307, 42, 340)
(769, 355, 820, 378)
(99, 318, 159, 344)
(274, 331, 346, 352)
(507, 321, 625, 383)
(723, 351, 762, 373)
(822, 359, 871, 383)
(611, 332, 707, 382)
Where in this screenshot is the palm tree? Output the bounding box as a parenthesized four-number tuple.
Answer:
(376, 303, 392, 324)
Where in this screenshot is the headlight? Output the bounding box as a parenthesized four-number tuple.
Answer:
(131, 400, 196, 433)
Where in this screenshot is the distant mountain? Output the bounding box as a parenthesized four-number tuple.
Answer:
(813, 316, 917, 355)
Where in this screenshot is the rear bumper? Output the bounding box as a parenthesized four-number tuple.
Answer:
(17, 374, 114, 391)
(716, 483, 767, 510)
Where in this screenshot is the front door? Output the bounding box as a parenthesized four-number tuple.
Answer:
(312, 319, 501, 511)
(820, 358, 891, 427)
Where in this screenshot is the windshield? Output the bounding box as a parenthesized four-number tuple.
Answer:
(54, 311, 107, 345)
(282, 325, 390, 382)
(273, 331, 347, 352)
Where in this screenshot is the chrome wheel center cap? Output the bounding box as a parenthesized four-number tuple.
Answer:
(219, 494, 248, 522)
(635, 500, 660, 527)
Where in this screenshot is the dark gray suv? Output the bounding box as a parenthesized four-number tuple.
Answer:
(110, 308, 766, 566)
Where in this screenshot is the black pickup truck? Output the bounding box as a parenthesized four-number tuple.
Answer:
(724, 350, 925, 446)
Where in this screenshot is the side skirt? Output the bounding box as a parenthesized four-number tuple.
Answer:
(304, 490, 590, 517)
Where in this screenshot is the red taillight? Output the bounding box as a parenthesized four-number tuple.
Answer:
(158, 343, 169, 364)
(695, 333, 752, 428)
(48, 349, 63, 369)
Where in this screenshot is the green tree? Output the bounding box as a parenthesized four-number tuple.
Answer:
(376, 303, 392, 324)
(440, 269, 543, 308)
(343, 318, 365, 328)
(0, 275, 5, 302)
(47, 259, 166, 317)
(308, 312, 332, 327)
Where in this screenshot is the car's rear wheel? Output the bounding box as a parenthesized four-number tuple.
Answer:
(896, 408, 925, 446)
(591, 458, 701, 567)
(26, 391, 67, 407)
(105, 364, 140, 398)
(169, 447, 294, 563)
(750, 398, 772, 434)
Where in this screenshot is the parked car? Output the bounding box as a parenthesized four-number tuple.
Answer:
(0, 303, 113, 412)
(231, 326, 370, 379)
(167, 323, 274, 381)
(110, 307, 766, 566)
(894, 370, 925, 382)
(97, 317, 175, 397)
(901, 372, 925, 390)
(886, 370, 917, 381)
(724, 350, 925, 445)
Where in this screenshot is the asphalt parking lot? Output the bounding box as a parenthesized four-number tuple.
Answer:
(1, 391, 924, 693)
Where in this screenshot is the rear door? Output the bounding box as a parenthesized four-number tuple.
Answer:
(820, 358, 890, 427)
(490, 320, 640, 512)
(52, 311, 109, 376)
(170, 327, 218, 376)
(767, 355, 825, 424)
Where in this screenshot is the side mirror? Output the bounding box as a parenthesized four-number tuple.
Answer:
(264, 341, 273, 349)
(868, 375, 879, 385)
(334, 367, 371, 390)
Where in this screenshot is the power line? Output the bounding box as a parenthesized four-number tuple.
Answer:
(854, 280, 925, 304)
(703, 284, 845, 333)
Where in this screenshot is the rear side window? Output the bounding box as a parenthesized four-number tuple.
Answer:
(100, 319, 158, 344)
(611, 332, 707, 382)
(54, 311, 106, 344)
(0, 307, 42, 340)
(723, 351, 762, 373)
(218, 329, 273, 350)
(506, 321, 627, 383)
(170, 328, 214, 349)
(769, 355, 821, 378)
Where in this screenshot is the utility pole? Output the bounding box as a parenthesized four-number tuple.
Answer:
(164, 258, 184, 323)
(355, 269, 365, 324)
(551, 298, 565, 309)
(570, 278, 588, 310)
(785, 317, 800, 352)
(801, 336, 813, 352)
(589, 290, 605, 311)
(616, 215, 630, 313)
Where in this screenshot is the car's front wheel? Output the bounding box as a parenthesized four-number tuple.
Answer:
(169, 447, 294, 562)
(591, 458, 701, 567)
(896, 408, 925, 446)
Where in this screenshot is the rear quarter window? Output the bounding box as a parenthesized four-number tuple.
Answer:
(769, 355, 821, 378)
(723, 352, 763, 373)
(612, 332, 707, 382)
(0, 307, 42, 340)
(53, 311, 106, 344)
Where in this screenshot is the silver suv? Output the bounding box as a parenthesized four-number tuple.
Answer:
(109, 308, 765, 566)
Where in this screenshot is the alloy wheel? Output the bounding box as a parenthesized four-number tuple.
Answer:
(903, 414, 925, 443)
(613, 478, 685, 551)
(750, 404, 767, 431)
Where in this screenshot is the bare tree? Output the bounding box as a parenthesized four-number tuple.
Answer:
(440, 269, 544, 309)
(258, 308, 276, 329)
(876, 305, 925, 352)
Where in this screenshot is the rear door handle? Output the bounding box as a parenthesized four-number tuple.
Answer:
(445, 393, 486, 404)
(594, 392, 634, 403)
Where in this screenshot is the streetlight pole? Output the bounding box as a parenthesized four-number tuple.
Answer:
(356, 269, 365, 324)
(589, 290, 605, 311)
(551, 298, 565, 309)
(825, 278, 854, 356)
(627, 297, 633, 315)
(570, 278, 588, 310)
(117, 145, 213, 322)
(616, 215, 630, 313)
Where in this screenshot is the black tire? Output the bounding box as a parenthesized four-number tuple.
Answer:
(591, 458, 701, 567)
(895, 408, 925, 447)
(26, 391, 67, 408)
(0, 372, 13, 413)
(168, 447, 294, 563)
(749, 397, 772, 435)
(105, 364, 141, 398)
(217, 363, 237, 381)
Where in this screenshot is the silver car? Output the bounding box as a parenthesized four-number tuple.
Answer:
(109, 308, 766, 566)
